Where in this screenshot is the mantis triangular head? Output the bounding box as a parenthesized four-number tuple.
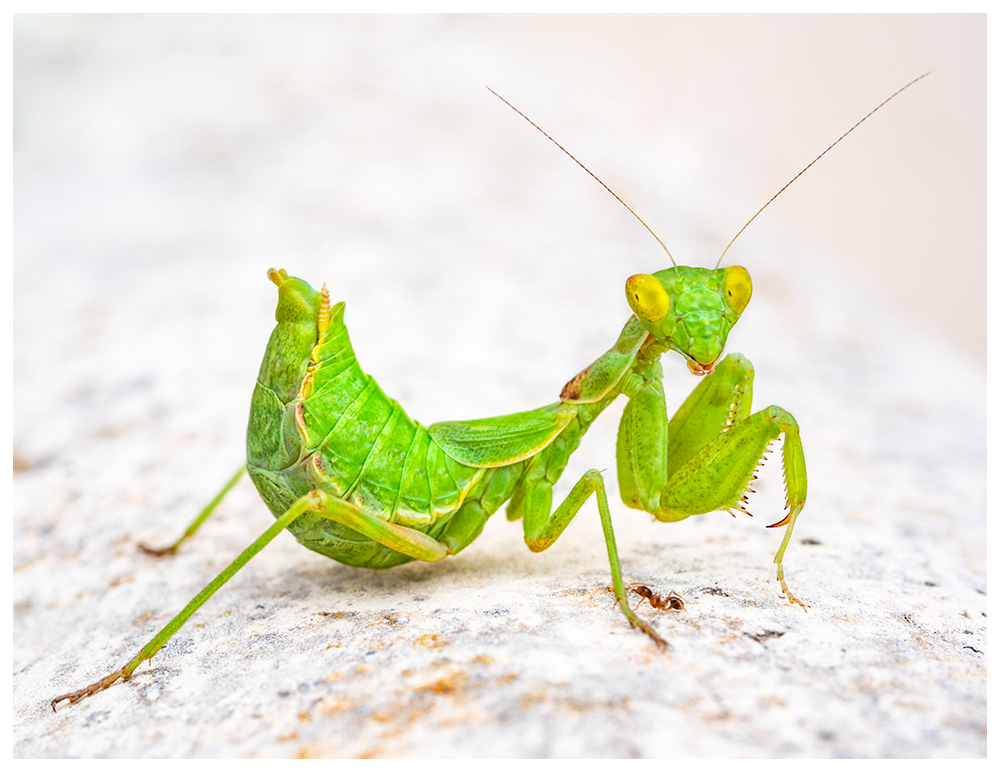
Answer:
(625, 265, 752, 375)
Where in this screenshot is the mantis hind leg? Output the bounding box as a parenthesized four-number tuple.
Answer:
(51, 488, 451, 709)
(51, 493, 313, 709)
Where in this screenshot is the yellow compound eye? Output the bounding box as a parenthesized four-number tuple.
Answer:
(625, 274, 670, 322)
(722, 266, 752, 315)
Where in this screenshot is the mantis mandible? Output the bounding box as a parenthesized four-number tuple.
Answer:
(51, 74, 927, 709)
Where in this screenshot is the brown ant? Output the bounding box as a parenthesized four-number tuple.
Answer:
(629, 584, 687, 612)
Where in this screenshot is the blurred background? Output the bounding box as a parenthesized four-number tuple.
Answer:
(514, 15, 984, 365)
(15, 14, 984, 366)
(14, 14, 986, 366)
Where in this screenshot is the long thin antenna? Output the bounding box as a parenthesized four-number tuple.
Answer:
(487, 86, 676, 267)
(715, 72, 930, 268)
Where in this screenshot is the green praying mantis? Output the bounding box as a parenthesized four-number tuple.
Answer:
(51, 74, 927, 709)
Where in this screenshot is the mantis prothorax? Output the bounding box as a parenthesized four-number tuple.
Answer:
(51, 74, 928, 709)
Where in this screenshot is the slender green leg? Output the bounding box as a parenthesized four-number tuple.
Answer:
(51, 488, 451, 709)
(139, 466, 247, 556)
(305, 490, 448, 562)
(52, 493, 308, 710)
(767, 415, 807, 606)
(523, 470, 667, 647)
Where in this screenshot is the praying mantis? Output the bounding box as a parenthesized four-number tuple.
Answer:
(50, 74, 927, 709)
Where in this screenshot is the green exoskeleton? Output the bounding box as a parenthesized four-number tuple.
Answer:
(51, 75, 927, 709)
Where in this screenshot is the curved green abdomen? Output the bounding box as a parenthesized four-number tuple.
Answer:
(247, 288, 482, 568)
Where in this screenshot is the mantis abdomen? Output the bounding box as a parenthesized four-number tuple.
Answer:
(246, 269, 610, 569)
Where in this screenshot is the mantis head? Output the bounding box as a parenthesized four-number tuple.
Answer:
(625, 266, 752, 376)
(489, 76, 927, 376)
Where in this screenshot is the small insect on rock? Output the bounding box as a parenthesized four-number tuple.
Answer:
(51, 74, 928, 709)
(630, 585, 688, 613)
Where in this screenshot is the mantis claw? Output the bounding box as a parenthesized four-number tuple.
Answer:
(51, 668, 130, 711)
(767, 512, 792, 529)
(137, 542, 178, 557)
(777, 564, 809, 610)
(631, 616, 669, 649)
(605, 583, 669, 648)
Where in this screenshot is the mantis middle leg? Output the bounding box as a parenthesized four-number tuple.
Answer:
(515, 465, 668, 646)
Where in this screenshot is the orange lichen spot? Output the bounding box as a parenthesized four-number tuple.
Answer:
(413, 633, 447, 649)
(318, 696, 352, 713)
(519, 691, 545, 709)
(418, 675, 464, 694)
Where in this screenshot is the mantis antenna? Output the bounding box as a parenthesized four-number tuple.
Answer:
(487, 86, 677, 267)
(715, 72, 930, 268)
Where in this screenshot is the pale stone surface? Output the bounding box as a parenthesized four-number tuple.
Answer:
(14, 16, 984, 758)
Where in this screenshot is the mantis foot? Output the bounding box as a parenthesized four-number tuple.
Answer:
(629, 614, 669, 648)
(137, 542, 179, 557)
(606, 584, 669, 647)
(613, 587, 670, 648)
(51, 667, 130, 711)
(777, 566, 809, 610)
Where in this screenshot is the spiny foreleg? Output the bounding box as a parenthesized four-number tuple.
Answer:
(616, 353, 808, 606)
